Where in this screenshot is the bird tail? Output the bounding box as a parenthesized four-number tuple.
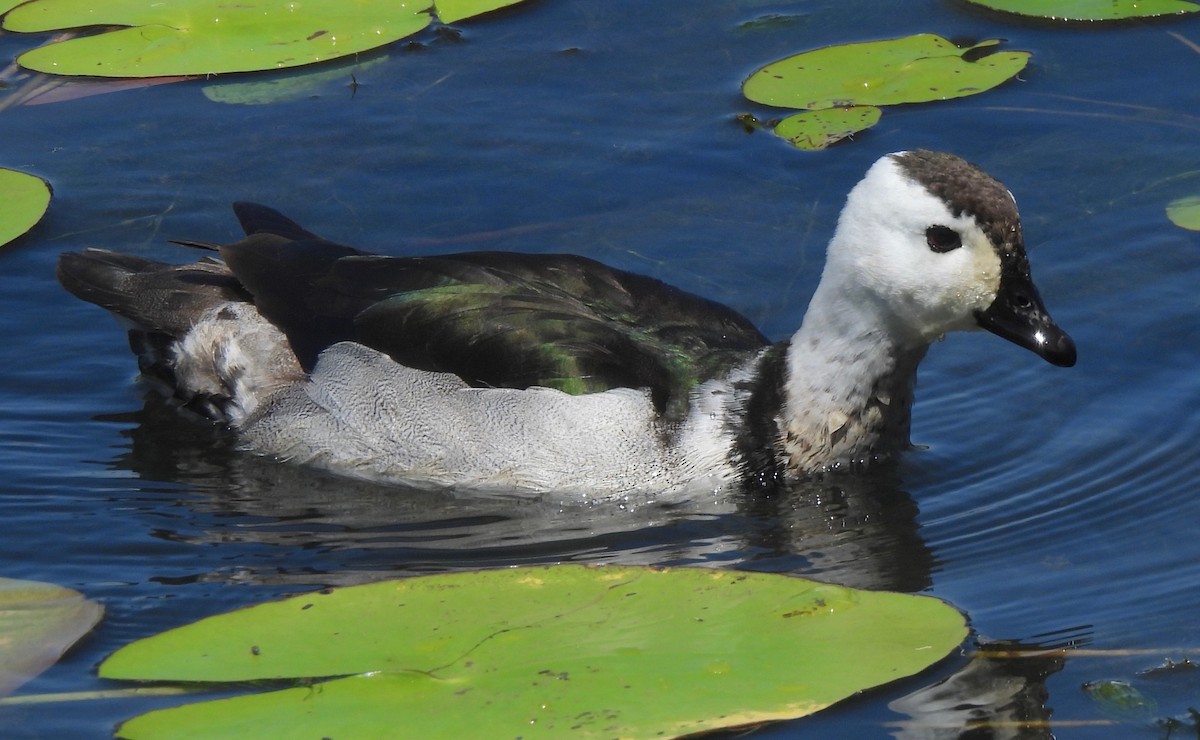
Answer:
(56, 248, 245, 336)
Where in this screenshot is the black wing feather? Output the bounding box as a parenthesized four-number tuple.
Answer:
(217, 204, 770, 416)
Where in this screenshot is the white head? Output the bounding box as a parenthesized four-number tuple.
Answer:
(820, 150, 1074, 367)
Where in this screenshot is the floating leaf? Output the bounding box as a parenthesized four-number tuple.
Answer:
(434, 0, 527, 24)
(0, 0, 26, 13)
(774, 106, 882, 150)
(104, 565, 967, 738)
(0, 168, 52, 248)
(743, 34, 1029, 111)
(963, 0, 1200, 21)
(1167, 196, 1200, 231)
(3, 0, 434, 78)
(0, 577, 102, 696)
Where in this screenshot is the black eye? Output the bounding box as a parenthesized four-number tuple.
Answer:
(925, 225, 962, 253)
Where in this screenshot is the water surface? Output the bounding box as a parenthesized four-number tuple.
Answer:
(2, 1, 1200, 736)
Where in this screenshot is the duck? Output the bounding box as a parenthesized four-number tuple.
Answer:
(57, 150, 1075, 496)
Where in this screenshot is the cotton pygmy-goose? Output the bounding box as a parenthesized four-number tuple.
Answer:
(57, 150, 1075, 495)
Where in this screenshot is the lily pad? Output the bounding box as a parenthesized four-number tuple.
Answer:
(3, 0, 434, 77)
(0, 168, 52, 248)
(1167, 196, 1200, 231)
(962, 0, 1200, 21)
(743, 34, 1029, 111)
(774, 106, 882, 150)
(0, 577, 103, 696)
(104, 565, 967, 738)
(435, 0, 527, 24)
(2, 0, 538, 77)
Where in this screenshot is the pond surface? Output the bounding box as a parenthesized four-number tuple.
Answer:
(2, 0, 1200, 736)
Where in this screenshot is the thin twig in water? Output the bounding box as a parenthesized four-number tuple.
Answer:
(984, 90, 1200, 133)
(1168, 30, 1200, 55)
(0, 685, 207, 705)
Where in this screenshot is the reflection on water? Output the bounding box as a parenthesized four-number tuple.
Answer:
(105, 392, 936, 593)
(891, 633, 1088, 740)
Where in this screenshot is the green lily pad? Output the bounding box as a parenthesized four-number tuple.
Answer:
(743, 34, 1029, 111)
(774, 106, 882, 150)
(0, 168, 52, 248)
(104, 565, 967, 738)
(963, 0, 1200, 20)
(0, 0, 26, 13)
(0, 577, 103, 696)
(1167, 196, 1200, 231)
(3, 0, 434, 77)
(434, 0, 527, 24)
(2, 0, 537, 78)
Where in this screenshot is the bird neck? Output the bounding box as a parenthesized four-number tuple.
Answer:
(775, 280, 929, 474)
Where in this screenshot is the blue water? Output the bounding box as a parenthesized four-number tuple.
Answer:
(2, 1, 1200, 736)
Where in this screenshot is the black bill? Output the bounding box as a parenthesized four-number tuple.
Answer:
(975, 271, 1076, 368)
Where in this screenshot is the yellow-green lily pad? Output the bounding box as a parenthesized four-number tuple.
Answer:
(434, 0, 527, 24)
(774, 106, 882, 150)
(103, 565, 967, 738)
(1167, 196, 1200, 231)
(963, 0, 1200, 20)
(4, 0, 434, 77)
(0, 168, 52, 248)
(0, 577, 103, 696)
(2, 0, 538, 78)
(743, 34, 1029, 111)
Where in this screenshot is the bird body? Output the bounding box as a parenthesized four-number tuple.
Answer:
(58, 151, 1075, 495)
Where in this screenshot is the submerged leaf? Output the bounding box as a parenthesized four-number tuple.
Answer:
(0, 168, 52, 248)
(202, 58, 386, 106)
(774, 106, 882, 150)
(0, 577, 102, 696)
(963, 0, 1200, 21)
(1082, 679, 1159, 720)
(1167, 196, 1200, 231)
(4, 0, 433, 77)
(105, 565, 967, 738)
(743, 34, 1029, 110)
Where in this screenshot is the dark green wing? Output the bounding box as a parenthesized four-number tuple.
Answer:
(221, 203, 770, 417)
